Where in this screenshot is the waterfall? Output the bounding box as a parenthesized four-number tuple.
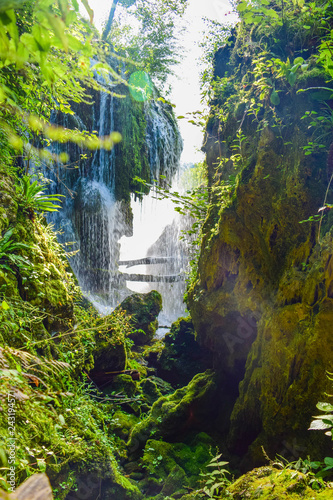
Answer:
(144, 99, 183, 180)
(119, 173, 191, 333)
(42, 77, 184, 316)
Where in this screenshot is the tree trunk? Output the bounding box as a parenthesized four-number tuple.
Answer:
(102, 0, 120, 41)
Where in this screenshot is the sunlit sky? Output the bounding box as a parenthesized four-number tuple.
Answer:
(88, 0, 238, 163)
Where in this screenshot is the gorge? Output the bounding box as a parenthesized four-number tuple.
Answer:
(0, 0, 333, 499)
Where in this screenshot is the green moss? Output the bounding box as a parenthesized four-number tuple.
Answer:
(114, 90, 150, 202)
(139, 377, 163, 406)
(119, 290, 162, 345)
(112, 374, 138, 397)
(141, 434, 214, 493)
(127, 371, 217, 453)
(156, 316, 211, 387)
(111, 411, 140, 440)
(225, 466, 333, 499)
(0, 167, 17, 234)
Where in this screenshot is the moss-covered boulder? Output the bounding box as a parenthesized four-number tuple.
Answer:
(138, 377, 163, 406)
(224, 466, 333, 499)
(154, 316, 211, 387)
(127, 370, 217, 454)
(110, 410, 141, 441)
(92, 334, 127, 373)
(139, 433, 214, 496)
(111, 373, 138, 397)
(119, 290, 162, 345)
(65, 469, 143, 500)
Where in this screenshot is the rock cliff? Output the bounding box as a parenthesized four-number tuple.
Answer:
(188, 14, 333, 468)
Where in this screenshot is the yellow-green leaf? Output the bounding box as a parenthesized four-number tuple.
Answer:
(81, 0, 94, 23)
(45, 12, 68, 52)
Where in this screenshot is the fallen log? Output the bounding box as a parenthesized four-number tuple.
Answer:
(89, 369, 141, 387)
(121, 273, 184, 282)
(118, 257, 175, 268)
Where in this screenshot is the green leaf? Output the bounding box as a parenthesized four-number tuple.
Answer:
(71, 0, 79, 11)
(288, 72, 297, 86)
(309, 418, 333, 430)
(317, 402, 333, 412)
(81, 0, 94, 23)
(207, 461, 229, 467)
(270, 90, 280, 105)
(37, 458, 46, 472)
(237, 1, 249, 12)
(0, 11, 13, 25)
(45, 12, 68, 52)
(58, 414, 66, 426)
(1, 300, 10, 311)
(324, 457, 333, 468)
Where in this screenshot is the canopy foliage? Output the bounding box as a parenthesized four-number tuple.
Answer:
(0, 0, 125, 168)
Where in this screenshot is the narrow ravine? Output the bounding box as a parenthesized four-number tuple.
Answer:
(1, 1, 333, 500)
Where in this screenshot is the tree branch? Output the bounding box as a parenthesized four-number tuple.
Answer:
(102, 0, 120, 41)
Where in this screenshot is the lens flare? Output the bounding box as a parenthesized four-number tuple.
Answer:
(129, 71, 153, 102)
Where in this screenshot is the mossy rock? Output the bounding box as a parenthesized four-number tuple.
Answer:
(0, 168, 18, 233)
(227, 234, 333, 466)
(138, 377, 163, 406)
(143, 464, 187, 498)
(160, 465, 187, 497)
(225, 466, 333, 499)
(138, 433, 215, 497)
(108, 374, 138, 398)
(142, 435, 214, 484)
(127, 371, 217, 454)
(119, 290, 162, 345)
(66, 471, 143, 500)
(155, 316, 211, 387)
(0, 269, 19, 300)
(92, 339, 127, 372)
(187, 22, 333, 469)
(12, 219, 75, 333)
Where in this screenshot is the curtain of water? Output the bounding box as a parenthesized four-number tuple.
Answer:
(43, 79, 184, 319)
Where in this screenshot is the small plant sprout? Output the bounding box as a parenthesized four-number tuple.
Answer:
(199, 453, 231, 498)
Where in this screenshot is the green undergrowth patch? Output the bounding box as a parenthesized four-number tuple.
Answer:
(0, 346, 125, 498)
(224, 465, 333, 499)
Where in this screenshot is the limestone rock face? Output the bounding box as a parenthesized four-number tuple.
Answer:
(187, 31, 333, 467)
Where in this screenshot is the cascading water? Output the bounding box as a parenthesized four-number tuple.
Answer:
(44, 74, 129, 312)
(144, 99, 182, 180)
(119, 182, 189, 333)
(43, 73, 185, 317)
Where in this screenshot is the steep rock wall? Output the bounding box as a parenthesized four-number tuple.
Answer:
(188, 26, 333, 467)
